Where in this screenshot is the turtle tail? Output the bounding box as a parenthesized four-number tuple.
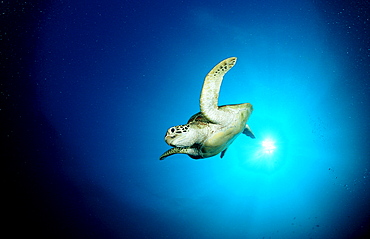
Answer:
(200, 57, 237, 124)
(159, 147, 198, 160)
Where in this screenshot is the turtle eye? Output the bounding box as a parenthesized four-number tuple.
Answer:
(170, 128, 175, 133)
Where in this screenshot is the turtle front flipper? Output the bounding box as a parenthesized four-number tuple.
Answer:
(200, 57, 237, 124)
(159, 147, 199, 160)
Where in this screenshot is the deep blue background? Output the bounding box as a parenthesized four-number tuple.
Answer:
(3, 0, 369, 238)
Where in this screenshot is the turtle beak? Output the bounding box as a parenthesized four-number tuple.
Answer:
(165, 135, 175, 146)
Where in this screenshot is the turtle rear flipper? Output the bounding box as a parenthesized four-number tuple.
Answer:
(220, 148, 228, 158)
(243, 124, 255, 139)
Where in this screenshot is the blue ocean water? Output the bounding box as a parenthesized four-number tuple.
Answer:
(4, 0, 369, 238)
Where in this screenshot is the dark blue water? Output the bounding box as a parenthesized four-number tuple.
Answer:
(4, 0, 369, 238)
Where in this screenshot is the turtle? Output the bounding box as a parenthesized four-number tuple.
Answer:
(159, 57, 255, 160)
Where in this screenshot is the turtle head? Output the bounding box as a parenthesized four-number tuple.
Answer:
(164, 124, 197, 147)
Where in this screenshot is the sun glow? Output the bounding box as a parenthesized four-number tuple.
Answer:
(251, 137, 278, 167)
(261, 138, 276, 154)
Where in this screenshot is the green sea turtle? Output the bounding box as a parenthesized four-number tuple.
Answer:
(160, 57, 255, 160)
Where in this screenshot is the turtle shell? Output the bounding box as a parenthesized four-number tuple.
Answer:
(187, 112, 212, 124)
